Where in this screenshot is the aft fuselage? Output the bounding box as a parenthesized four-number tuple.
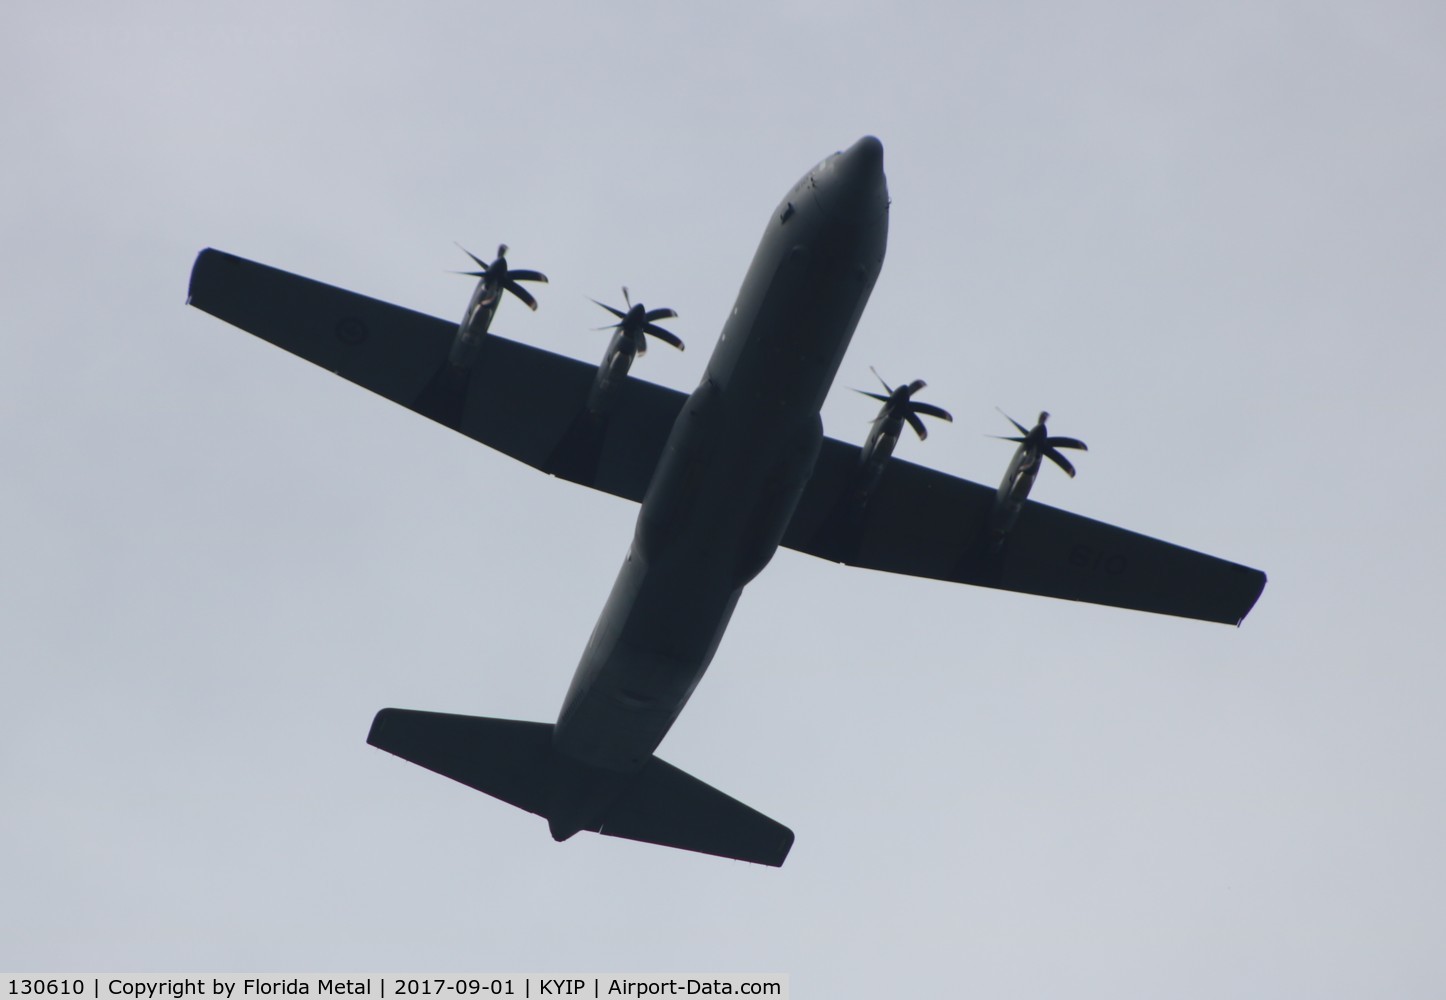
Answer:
(552, 138, 889, 787)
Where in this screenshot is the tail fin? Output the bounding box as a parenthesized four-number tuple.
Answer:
(367, 708, 794, 866)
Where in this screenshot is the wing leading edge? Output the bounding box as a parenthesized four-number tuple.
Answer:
(186, 248, 681, 502)
(187, 248, 1264, 624)
(783, 438, 1266, 625)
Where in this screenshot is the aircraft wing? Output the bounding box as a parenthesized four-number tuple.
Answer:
(780, 438, 1266, 625)
(186, 248, 682, 502)
(189, 248, 1264, 625)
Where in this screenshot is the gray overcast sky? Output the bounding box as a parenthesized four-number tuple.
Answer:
(5, 1, 1445, 995)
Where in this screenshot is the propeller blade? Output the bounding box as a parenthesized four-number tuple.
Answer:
(631, 327, 647, 357)
(853, 389, 892, 403)
(644, 307, 678, 322)
(451, 270, 489, 278)
(904, 379, 927, 397)
(456, 243, 490, 270)
(987, 434, 1027, 443)
(869, 366, 893, 394)
(1046, 436, 1088, 451)
(905, 411, 929, 441)
(504, 278, 538, 311)
(506, 269, 548, 284)
(621, 286, 632, 309)
(1044, 446, 1077, 478)
(591, 299, 628, 321)
(643, 324, 684, 350)
(996, 407, 1030, 436)
(909, 402, 953, 422)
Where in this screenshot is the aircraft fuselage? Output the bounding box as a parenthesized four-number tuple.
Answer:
(551, 138, 889, 789)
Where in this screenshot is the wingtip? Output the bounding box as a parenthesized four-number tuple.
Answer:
(770, 825, 796, 867)
(1233, 568, 1268, 626)
(187, 247, 222, 307)
(367, 706, 407, 747)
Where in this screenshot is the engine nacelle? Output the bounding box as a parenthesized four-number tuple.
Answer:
(984, 411, 1086, 551)
(986, 445, 1042, 549)
(448, 242, 548, 369)
(449, 278, 504, 368)
(847, 372, 951, 513)
(846, 416, 901, 513)
(586, 289, 683, 415)
(587, 329, 641, 415)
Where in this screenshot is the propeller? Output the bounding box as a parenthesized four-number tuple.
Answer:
(854, 367, 953, 440)
(991, 409, 1088, 477)
(591, 286, 683, 355)
(454, 243, 548, 310)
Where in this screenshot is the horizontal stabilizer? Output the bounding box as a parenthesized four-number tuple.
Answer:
(367, 708, 793, 866)
(601, 756, 794, 866)
(368, 709, 555, 816)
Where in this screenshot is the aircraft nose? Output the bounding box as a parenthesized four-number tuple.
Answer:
(821, 135, 884, 215)
(843, 135, 884, 174)
(823, 135, 887, 221)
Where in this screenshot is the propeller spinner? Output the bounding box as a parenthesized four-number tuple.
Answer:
(991, 409, 1087, 477)
(855, 367, 953, 441)
(591, 287, 683, 355)
(455, 242, 549, 311)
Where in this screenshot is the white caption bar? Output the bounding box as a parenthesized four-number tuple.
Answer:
(2, 977, 787, 1000)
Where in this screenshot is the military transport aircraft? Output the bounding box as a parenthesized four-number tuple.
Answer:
(186, 136, 1265, 867)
